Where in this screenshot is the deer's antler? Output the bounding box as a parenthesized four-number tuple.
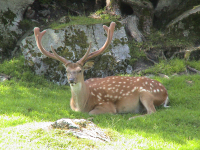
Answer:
(34, 27, 71, 66)
(34, 22, 116, 66)
(77, 22, 116, 65)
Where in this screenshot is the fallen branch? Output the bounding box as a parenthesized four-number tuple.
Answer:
(187, 66, 200, 74)
(145, 53, 158, 64)
(169, 51, 185, 60)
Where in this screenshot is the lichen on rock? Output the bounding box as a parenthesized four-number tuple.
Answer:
(21, 22, 130, 85)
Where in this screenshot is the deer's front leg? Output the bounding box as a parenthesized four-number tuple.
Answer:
(70, 98, 79, 111)
(89, 102, 117, 115)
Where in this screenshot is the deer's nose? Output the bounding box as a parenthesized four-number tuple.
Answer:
(68, 78, 75, 84)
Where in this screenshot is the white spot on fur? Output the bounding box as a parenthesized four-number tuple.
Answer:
(108, 87, 112, 90)
(91, 92, 95, 96)
(150, 83, 154, 87)
(157, 89, 160, 92)
(131, 87, 136, 92)
(140, 89, 147, 92)
(97, 95, 101, 99)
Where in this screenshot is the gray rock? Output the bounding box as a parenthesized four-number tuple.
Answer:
(0, 0, 34, 59)
(52, 118, 80, 129)
(166, 5, 200, 37)
(122, 15, 145, 42)
(0, 73, 10, 82)
(21, 22, 131, 85)
(38, 10, 50, 17)
(51, 118, 110, 142)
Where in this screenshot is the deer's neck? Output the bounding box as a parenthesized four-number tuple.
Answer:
(70, 81, 89, 112)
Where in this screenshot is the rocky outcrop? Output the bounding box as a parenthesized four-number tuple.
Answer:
(166, 5, 200, 38)
(51, 118, 110, 142)
(21, 22, 130, 85)
(154, 0, 200, 29)
(0, 0, 35, 60)
(0, 73, 11, 82)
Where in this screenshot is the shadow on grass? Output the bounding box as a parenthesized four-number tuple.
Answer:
(0, 74, 200, 147)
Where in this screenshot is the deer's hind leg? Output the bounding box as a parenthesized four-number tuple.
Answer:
(129, 92, 156, 120)
(139, 92, 156, 114)
(89, 102, 117, 115)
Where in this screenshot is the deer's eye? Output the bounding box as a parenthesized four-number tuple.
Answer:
(78, 70, 82, 73)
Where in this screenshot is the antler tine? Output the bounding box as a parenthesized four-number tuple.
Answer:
(77, 22, 116, 65)
(50, 46, 71, 66)
(34, 27, 71, 66)
(77, 42, 92, 66)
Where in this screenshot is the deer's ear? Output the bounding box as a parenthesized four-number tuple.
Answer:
(83, 61, 94, 70)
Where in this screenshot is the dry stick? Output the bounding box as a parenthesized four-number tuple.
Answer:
(169, 51, 185, 60)
(187, 66, 200, 74)
(145, 53, 158, 64)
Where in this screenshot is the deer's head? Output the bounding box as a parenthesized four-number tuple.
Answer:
(34, 22, 116, 86)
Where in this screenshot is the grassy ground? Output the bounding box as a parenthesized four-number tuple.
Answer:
(0, 56, 200, 149)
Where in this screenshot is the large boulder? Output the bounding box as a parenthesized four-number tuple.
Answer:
(154, 0, 200, 29)
(166, 5, 200, 38)
(0, 0, 35, 60)
(21, 22, 130, 85)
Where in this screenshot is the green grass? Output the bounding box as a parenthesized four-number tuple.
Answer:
(143, 59, 187, 75)
(50, 16, 118, 30)
(0, 56, 200, 149)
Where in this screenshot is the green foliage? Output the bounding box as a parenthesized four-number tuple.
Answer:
(50, 16, 118, 30)
(0, 57, 200, 149)
(128, 41, 146, 65)
(187, 60, 200, 70)
(144, 59, 186, 75)
(95, 7, 120, 20)
(0, 8, 16, 25)
(18, 19, 37, 31)
(144, 29, 194, 50)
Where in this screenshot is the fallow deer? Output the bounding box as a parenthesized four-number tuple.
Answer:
(34, 22, 169, 118)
